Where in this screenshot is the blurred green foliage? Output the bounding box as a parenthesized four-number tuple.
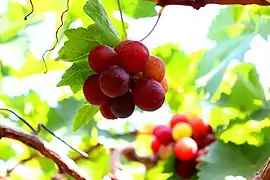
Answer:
(0, 0, 270, 179)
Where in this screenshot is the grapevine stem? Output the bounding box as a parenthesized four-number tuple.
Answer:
(140, 7, 164, 42)
(117, 0, 128, 40)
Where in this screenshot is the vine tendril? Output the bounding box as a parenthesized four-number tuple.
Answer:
(24, 0, 34, 20)
(140, 7, 164, 42)
(41, 0, 70, 74)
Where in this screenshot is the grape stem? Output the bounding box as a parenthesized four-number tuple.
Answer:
(140, 7, 164, 42)
(117, 0, 128, 40)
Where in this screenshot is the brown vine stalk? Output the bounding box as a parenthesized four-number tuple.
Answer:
(156, 0, 270, 9)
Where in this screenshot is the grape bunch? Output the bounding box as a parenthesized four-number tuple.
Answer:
(151, 114, 216, 179)
(83, 40, 168, 119)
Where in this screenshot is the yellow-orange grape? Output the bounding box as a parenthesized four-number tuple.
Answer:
(160, 77, 168, 93)
(144, 55, 165, 82)
(172, 122, 193, 141)
(158, 144, 173, 160)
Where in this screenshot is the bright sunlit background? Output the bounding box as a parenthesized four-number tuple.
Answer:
(1, 0, 270, 179)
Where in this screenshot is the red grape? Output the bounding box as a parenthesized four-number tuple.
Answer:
(151, 137, 161, 153)
(115, 40, 149, 73)
(193, 135, 204, 149)
(110, 92, 135, 118)
(132, 78, 165, 111)
(170, 114, 189, 128)
(154, 126, 173, 145)
(174, 137, 198, 161)
(83, 74, 110, 105)
(188, 117, 210, 137)
(99, 65, 130, 98)
(144, 55, 165, 82)
(88, 45, 118, 73)
(114, 40, 133, 52)
(100, 104, 117, 120)
(176, 159, 197, 179)
(152, 125, 166, 136)
(201, 133, 216, 147)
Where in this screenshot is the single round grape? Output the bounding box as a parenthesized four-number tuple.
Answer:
(170, 114, 189, 128)
(174, 137, 198, 161)
(99, 65, 130, 98)
(100, 104, 117, 120)
(172, 122, 193, 141)
(151, 137, 161, 153)
(154, 126, 173, 145)
(115, 40, 149, 73)
(144, 55, 165, 82)
(132, 78, 165, 111)
(83, 74, 110, 105)
(88, 45, 118, 73)
(153, 125, 167, 136)
(110, 92, 135, 118)
(176, 159, 197, 179)
(160, 77, 168, 93)
(188, 117, 210, 137)
(114, 40, 133, 52)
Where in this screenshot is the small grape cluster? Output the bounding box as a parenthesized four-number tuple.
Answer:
(83, 40, 168, 119)
(151, 114, 216, 179)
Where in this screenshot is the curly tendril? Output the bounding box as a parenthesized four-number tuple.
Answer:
(41, 0, 70, 74)
(24, 0, 34, 20)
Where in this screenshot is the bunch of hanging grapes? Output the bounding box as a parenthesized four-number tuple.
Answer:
(83, 40, 168, 119)
(151, 114, 216, 179)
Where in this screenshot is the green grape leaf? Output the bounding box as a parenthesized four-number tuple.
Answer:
(167, 174, 181, 180)
(208, 6, 246, 41)
(198, 141, 270, 180)
(57, 61, 94, 93)
(47, 97, 84, 131)
(56, 27, 101, 62)
(250, 100, 270, 121)
(258, 127, 270, 142)
(57, 0, 120, 62)
(217, 63, 265, 111)
(162, 154, 176, 174)
(0, 141, 16, 160)
(196, 34, 253, 98)
(73, 103, 99, 132)
(37, 157, 57, 174)
(256, 17, 270, 40)
(102, 0, 157, 19)
(97, 128, 136, 142)
(83, 0, 120, 46)
(0, 91, 49, 128)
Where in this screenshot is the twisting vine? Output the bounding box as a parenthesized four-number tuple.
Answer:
(0, 108, 88, 158)
(24, 0, 34, 20)
(41, 0, 71, 74)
